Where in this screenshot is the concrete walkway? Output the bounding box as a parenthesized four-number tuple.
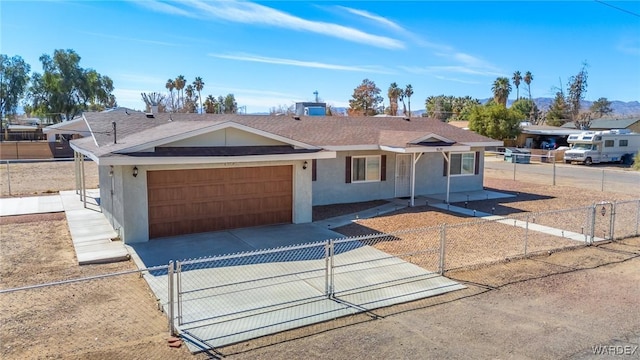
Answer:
(58, 190, 129, 265)
(0, 195, 63, 216)
(0, 190, 129, 265)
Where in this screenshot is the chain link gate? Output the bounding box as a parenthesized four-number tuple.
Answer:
(592, 201, 614, 243)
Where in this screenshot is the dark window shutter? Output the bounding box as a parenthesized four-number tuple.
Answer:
(380, 155, 387, 181)
(474, 151, 480, 175)
(312, 159, 317, 181)
(443, 156, 448, 176)
(345, 156, 352, 183)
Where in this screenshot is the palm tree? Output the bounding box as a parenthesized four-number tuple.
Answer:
(512, 71, 522, 100)
(184, 85, 196, 113)
(165, 79, 175, 112)
(203, 95, 217, 113)
(174, 75, 186, 110)
(405, 84, 413, 117)
(193, 77, 204, 114)
(491, 77, 512, 107)
(524, 71, 533, 100)
(387, 82, 400, 115)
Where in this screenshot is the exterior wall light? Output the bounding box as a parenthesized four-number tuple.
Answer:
(303, 161, 308, 170)
(132, 166, 139, 177)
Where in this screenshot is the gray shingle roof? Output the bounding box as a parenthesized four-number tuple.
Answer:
(73, 112, 500, 157)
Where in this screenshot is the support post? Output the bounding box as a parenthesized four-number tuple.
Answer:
(610, 201, 616, 241)
(513, 159, 516, 181)
(81, 154, 87, 209)
(5, 161, 11, 196)
(524, 215, 529, 256)
(590, 205, 596, 245)
(324, 240, 330, 297)
(552, 152, 556, 186)
(74, 152, 80, 195)
(176, 261, 182, 326)
(168, 261, 175, 335)
(439, 224, 446, 275)
(328, 240, 334, 298)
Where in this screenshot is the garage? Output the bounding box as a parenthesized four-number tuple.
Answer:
(147, 166, 292, 239)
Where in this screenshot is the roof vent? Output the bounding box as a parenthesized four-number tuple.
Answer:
(145, 113, 155, 118)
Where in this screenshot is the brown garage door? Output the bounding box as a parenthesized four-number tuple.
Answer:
(147, 166, 292, 239)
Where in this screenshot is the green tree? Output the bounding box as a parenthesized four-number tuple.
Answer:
(512, 71, 522, 100)
(223, 94, 237, 114)
(203, 94, 219, 113)
(184, 85, 197, 113)
(387, 82, 401, 115)
(27, 49, 115, 123)
(468, 103, 521, 140)
(404, 84, 413, 117)
(1, 55, 31, 120)
(590, 97, 612, 118)
(567, 62, 589, 122)
(491, 77, 511, 107)
(348, 79, 382, 116)
(524, 71, 533, 100)
(425, 95, 453, 121)
(193, 76, 204, 114)
(510, 98, 539, 121)
(546, 91, 570, 126)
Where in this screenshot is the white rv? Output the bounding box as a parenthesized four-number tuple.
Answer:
(564, 129, 640, 165)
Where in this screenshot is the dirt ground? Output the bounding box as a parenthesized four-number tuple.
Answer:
(1, 162, 639, 359)
(222, 238, 640, 359)
(0, 160, 99, 197)
(0, 215, 206, 360)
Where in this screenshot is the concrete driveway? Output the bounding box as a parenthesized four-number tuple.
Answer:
(127, 223, 464, 351)
(128, 222, 342, 268)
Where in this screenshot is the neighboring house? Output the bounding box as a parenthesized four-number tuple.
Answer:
(561, 118, 640, 133)
(43, 117, 92, 143)
(70, 112, 501, 243)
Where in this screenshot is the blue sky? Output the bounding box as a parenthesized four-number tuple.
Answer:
(2, 1, 639, 113)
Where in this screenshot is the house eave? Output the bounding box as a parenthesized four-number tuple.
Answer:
(98, 150, 337, 166)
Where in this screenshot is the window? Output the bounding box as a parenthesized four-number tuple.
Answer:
(620, 139, 628, 147)
(604, 140, 614, 147)
(352, 156, 381, 182)
(449, 152, 475, 176)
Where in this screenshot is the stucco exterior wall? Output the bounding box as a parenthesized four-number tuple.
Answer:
(162, 128, 286, 147)
(107, 160, 312, 243)
(312, 150, 397, 206)
(312, 149, 485, 206)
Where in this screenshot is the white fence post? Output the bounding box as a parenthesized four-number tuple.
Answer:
(168, 261, 175, 335)
(439, 224, 446, 275)
(589, 206, 597, 245)
(524, 215, 529, 256)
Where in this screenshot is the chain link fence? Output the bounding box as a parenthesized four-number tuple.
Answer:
(0, 265, 204, 360)
(2, 200, 638, 356)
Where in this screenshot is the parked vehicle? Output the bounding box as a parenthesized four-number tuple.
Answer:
(564, 129, 640, 165)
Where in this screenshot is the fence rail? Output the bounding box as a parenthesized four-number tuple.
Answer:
(2, 200, 639, 355)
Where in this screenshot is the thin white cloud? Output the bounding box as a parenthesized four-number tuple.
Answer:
(211, 53, 392, 74)
(617, 38, 640, 56)
(82, 31, 180, 47)
(131, 0, 195, 18)
(138, 0, 404, 50)
(433, 75, 480, 85)
(336, 6, 403, 32)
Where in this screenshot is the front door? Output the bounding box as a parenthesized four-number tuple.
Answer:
(395, 154, 412, 197)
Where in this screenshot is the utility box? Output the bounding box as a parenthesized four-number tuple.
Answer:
(504, 148, 531, 164)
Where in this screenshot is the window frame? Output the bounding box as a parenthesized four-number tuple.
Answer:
(604, 140, 614, 147)
(619, 139, 628, 147)
(351, 155, 381, 183)
(449, 152, 476, 176)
